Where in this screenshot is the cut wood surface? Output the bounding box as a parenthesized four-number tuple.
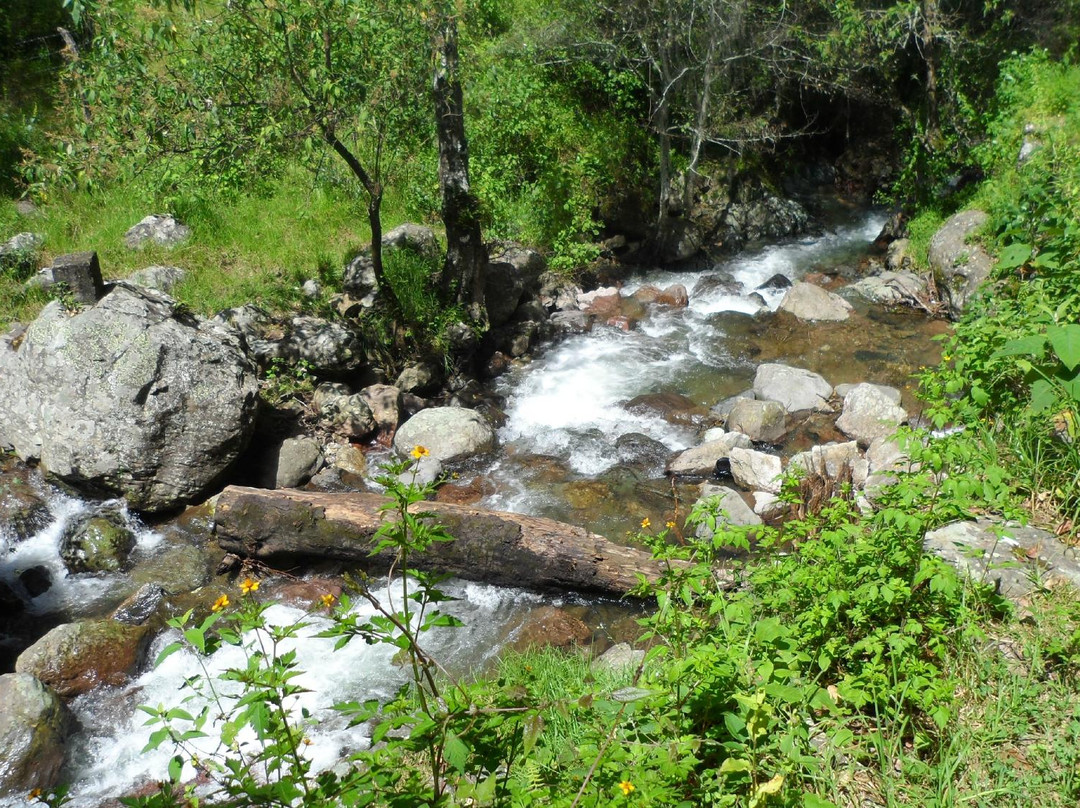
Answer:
(212, 486, 713, 596)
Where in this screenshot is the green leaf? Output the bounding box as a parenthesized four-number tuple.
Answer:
(803, 796, 839, 808)
(991, 334, 1047, 360)
(996, 241, 1032, 270)
(168, 754, 184, 783)
(719, 757, 753, 774)
(443, 732, 469, 773)
(1047, 325, 1080, 371)
(1029, 378, 1058, 412)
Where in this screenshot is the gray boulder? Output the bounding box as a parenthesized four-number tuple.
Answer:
(490, 244, 547, 294)
(261, 437, 324, 489)
(0, 285, 259, 512)
(393, 407, 496, 464)
(360, 384, 403, 438)
(834, 383, 902, 406)
(127, 265, 186, 293)
(396, 362, 443, 396)
(928, 210, 993, 319)
(779, 282, 853, 322)
(753, 363, 833, 413)
(836, 384, 908, 447)
(0, 673, 71, 797)
(726, 399, 787, 443)
(60, 507, 137, 573)
(124, 214, 191, 249)
(720, 196, 809, 246)
(267, 316, 365, 374)
(318, 392, 377, 441)
(666, 433, 752, 477)
(728, 447, 783, 493)
(848, 271, 930, 308)
(693, 484, 761, 534)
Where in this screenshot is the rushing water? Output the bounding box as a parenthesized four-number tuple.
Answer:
(0, 204, 947, 804)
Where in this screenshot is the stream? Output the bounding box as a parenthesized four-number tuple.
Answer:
(0, 202, 946, 806)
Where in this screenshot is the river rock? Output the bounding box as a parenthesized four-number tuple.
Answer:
(124, 214, 191, 249)
(550, 310, 592, 335)
(836, 384, 908, 446)
(834, 383, 902, 406)
(0, 468, 51, 543)
(656, 284, 689, 307)
(925, 519, 1080, 600)
(511, 606, 591, 651)
(0, 673, 71, 797)
(111, 583, 167, 626)
(789, 441, 867, 488)
(728, 447, 783, 494)
(666, 433, 752, 477)
(262, 437, 324, 489)
(576, 286, 620, 310)
(484, 262, 526, 327)
(393, 407, 496, 464)
(127, 265, 186, 293)
(0, 285, 259, 512)
(726, 399, 788, 443)
(615, 432, 671, 473)
(848, 271, 930, 308)
(757, 273, 792, 292)
(592, 642, 645, 674)
(360, 384, 403, 438)
(721, 196, 809, 246)
(625, 392, 710, 428)
(319, 393, 377, 441)
(16, 619, 151, 698)
(60, 507, 137, 573)
(693, 484, 761, 533)
(693, 273, 741, 298)
(396, 362, 443, 396)
(928, 210, 994, 319)
(753, 363, 833, 413)
(778, 282, 853, 322)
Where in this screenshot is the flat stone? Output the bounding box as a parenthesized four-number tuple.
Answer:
(779, 281, 853, 322)
(753, 363, 833, 413)
(728, 447, 783, 493)
(666, 433, 752, 477)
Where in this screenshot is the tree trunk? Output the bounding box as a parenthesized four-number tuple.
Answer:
(921, 0, 943, 151)
(211, 487, 715, 597)
(433, 11, 488, 326)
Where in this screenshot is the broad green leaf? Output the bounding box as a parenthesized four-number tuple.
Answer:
(991, 334, 1047, 360)
(1029, 378, 1058, 412)
(719, 757, 753, 774)
(442, 732, 469, 773)
(996, 242, 1032, 270)
(803, 795, 839, 808)
(1047, 324, 1080, 371)
(610, 686, 654, 703)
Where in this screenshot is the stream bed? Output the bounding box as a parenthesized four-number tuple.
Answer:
(0, 203, 946, 805)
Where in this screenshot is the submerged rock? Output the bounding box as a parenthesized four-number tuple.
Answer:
(510, 606, 591, 651)
(60, 507, 137, 573)
(0, 285, 259, 512)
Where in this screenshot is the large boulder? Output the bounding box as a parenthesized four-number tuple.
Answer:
(0, 673, 71, 797)
(15, 619, 151, 698)
(725, 399, 788, 443)
(60, 506, 137, 573)
(666, 433, 752, 477)
(928, 210, 993, 319)
(779, 282, 853, 322)
(728, 447, 783, 494)
(835, 384, 909, 447)
(848, 271, 931, 308)
(393, 407, 496, 464)
(752, 363, 833, 413)
(0, 285, 259, 511)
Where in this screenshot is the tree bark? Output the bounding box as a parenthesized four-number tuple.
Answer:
(433, 11, 488, 326)
(211, 487, 715, 597)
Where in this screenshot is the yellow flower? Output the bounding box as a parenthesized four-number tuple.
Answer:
(411, 445, 430, 459)
(321, 593, 336, 608)
(666, 520, 676, 529)
(240, 577, 259, 594)
(619, 780, 635, 796)
(28, 789, 42, 802)
(211, 594, 230, 612)
(943, 353, 952, 361)
(640, 517, 651, 530)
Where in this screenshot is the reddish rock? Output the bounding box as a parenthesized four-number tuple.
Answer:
(655, 284, 689, 307)
(270, 578, 345, 610)
(631, 284, 662, 304)
(510, 606, 592, 651)
(624, 392, 711, 428)
(436, 476, 498, 505)
(15, 620, 151, 698)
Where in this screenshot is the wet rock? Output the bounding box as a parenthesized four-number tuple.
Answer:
(666, 433, 752, 477)
(693, 484, 761, 532)
(779, 281, 853, 322)
(130, 541, 213, 594)
(728, 447, 783, 494)
(393, 407, 496, 464)
(0, 285, 259, 512)
(592, 642, 645, 674)
(0, 673, 71, 797)
(720, 196, 809, 247)
(124, 214, 190, 249)
(631, 284, 663, 304)
(111, 583, 167, 626)
(585, 292, 647, 328)
(753, 363, 833, 413)
(435, 476, 498, 505)
(656, 284, 689, 307)
(757, 273, 792, 292)
(726, 399, 788, 444)
(624, 392, 710, 428)
(615, 432, 671, 473)
(836, 384, 908, 447)
(550, 310, 592, 335)
(333, 444, 368, 477)
(127, 265, 186, 293)
(928, 210, 993, 319)
(60, 507, 137, 573)
(270, 577, 344, 610)
(19, 565, 51, 598)
(576, 286, 620, 310)
(692, 273, 741, 298)
(511, 606, 591, 651)
(395, 362, 443, 396)
(16, 619, 151, 698)
(563, 480, 614, 511)
(925, 519, 1080, 601)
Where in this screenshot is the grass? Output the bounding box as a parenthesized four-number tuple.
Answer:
(0, 167, 425, 328)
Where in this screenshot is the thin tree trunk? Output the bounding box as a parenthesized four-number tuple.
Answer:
(684, 38, 717, 214)
(921, 0, 943, 150)
(433, 11, 488, 326)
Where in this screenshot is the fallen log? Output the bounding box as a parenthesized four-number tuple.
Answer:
(211, 486, 709, 596)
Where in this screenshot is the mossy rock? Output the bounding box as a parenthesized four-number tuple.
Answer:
(60, 510, 137, 573)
